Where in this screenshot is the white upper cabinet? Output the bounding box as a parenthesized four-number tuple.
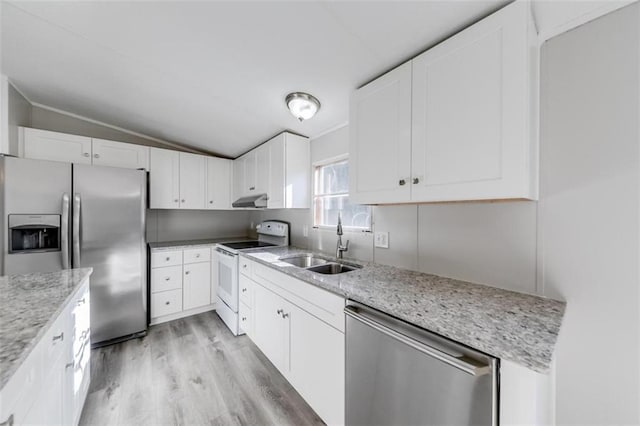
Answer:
(149, 147, 180, 209)
(231, 132, 310, 208)
(178, 152, 206, 210)
(21, 127, 151, 170)
(22, 128, 93, 164)
(91, 138, 149, 170)
(411, 1, 537, 201)
(350, 1, 538, 204)
(205, 157, 232, 209)
(349, 62, 412, 205)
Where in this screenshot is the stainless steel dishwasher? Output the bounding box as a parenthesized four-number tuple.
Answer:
(345, 302, 498, 426)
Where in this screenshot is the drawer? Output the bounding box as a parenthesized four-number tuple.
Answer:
(184, 247, 211, 264)
(239, 257, 252, 277)
(151, 289, 182, 318)
(41, 307, 68, 371)
(239, 301, 252, 336)
(151, 265, 183, 293)
(151, 250, 183, 267)
(239, 274, 253, 306)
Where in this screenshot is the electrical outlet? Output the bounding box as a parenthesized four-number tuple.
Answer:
(375, 231, 389, 249)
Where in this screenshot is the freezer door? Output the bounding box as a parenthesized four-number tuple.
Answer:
(73, 164, 147, 345)
(1, 157, 71, 275)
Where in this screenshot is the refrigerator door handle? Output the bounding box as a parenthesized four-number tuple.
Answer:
(61, 193, 70, 269)
(73, 193, 81, 267)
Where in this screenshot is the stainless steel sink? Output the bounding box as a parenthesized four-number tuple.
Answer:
(280, 255, 330, 268)
(306, 263, 361, 275)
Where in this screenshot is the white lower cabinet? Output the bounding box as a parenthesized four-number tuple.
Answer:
(150, 246, 216, 325)
(242, 258, 345, 425)
(183, 261, 211, 311)
(0, 279, 90, 426)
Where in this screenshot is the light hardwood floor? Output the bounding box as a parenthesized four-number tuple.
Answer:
(79, 312, 325, 426)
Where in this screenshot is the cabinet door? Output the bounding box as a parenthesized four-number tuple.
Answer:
(149, 147, 180, 209)
(92, 138, 150, 170)
(255, 143, 270, 196)
(183, 261, 211, 310)
(244, 150, 257, 195)
(289, 304, 345, 425)
(267, 135, 285, 209)
(349, 62, 412, 204)
(23, 128, 92, 164)
(232, 156, 245, 201)
(411, 1, 535, 201)
(252, 283, 288, 374)
(211, 250, 219, 304)
(179, 152, 206, 209)
(206, 157, 232, 209)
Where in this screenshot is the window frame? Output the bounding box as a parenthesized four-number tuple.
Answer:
(312, 155, 371, 232)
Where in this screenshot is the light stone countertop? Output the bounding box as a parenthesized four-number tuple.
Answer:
(148, 237, 250, 251)
(0, 268, 93, 389)
(241, 246, 565, 373)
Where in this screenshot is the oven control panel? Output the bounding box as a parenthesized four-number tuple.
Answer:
(256, 221, 289, 237)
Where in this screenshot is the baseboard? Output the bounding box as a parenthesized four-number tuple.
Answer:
(150, 303, 216, 326)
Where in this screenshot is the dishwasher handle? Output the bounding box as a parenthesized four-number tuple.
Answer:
(344, 305, 491, 377)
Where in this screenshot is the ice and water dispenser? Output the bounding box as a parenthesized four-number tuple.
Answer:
(8, 214, 61, 253)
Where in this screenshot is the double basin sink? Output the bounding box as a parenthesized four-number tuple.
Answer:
(280, 254, 362, 275)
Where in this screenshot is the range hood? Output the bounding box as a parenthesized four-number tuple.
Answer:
(232, 193, 268, 208)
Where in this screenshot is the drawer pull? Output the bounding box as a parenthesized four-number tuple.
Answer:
(209, 200, 213, 204)
(77, 297, 86, 305)
(165, 277, 171, 281)
(52, 332, 64, 342)
(94, 154, 100, 159)
(0, 414, 14, 426)
(185, 271, 190, 275)
(182, 199, 186, 203)
(242, 317, 247, 321)
(65, 361, 74, 369)
(196, 254, 201, 258)
(165, 257, 170, 261)
(165, 301, 170, 305)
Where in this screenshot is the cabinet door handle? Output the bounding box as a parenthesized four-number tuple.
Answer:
(166, 257, 170, 261)
(52, 332, 64, 342)
(249, 187, 255, 191)
(276, 309, 283, 315)
(165, 277, 170, 281)
(165, 301, 170, 305)
(77, 297, 86, 305)
(399, 179, 406, 186)
(282, 312, 289, 319)
(174, 199, 179, 203)
(242, 264, 247, 269)
(94, 154, 100, 159)
(413, 177, 420, 184)
(185, 271, 190, 275)
(209, 200, 213, 204)
(65, 361, 74, 369)
(241, 288, 247, 293)
(242, 317, 247, 321)
(181, 199, 186, 203)
(83, 152, 90, 158)
(196, 254, 200, 258)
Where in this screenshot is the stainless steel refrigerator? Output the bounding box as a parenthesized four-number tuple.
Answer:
(0, 156, 147, 346)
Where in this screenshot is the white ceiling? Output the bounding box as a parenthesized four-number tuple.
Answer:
(1, 1, 513, 157)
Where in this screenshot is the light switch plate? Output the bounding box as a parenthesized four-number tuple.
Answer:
(374, 231, 389, 249)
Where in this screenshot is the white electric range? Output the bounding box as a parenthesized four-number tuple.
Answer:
(215, 220, 289, 335)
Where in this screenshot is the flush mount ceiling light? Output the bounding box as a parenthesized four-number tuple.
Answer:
(286, 92, 321, 122)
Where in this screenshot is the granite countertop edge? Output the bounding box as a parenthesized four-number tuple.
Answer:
(0, 268, 93, 390)
(239, 246, 565, 374)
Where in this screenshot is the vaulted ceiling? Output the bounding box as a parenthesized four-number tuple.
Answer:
(2, 1, 512, 157)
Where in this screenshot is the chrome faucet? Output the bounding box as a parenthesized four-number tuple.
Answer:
(336, 214, 349, 259)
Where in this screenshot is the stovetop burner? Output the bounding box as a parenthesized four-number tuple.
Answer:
(220, 241, 277, 250)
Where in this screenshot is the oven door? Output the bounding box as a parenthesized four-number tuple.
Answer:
(216, 247, 239, 312)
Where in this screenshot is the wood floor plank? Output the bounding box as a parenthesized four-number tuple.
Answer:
(79, 311, 325, 426)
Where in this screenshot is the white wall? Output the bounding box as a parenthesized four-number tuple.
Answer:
(539, 3, 640, 424)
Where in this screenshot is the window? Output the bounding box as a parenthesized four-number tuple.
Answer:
(313, 158, 371, 230)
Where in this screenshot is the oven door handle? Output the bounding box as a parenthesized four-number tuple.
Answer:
(216, 247, 236, 258)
